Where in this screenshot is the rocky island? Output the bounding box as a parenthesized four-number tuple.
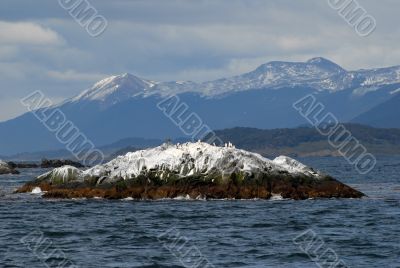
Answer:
(17, 142, 364, 200)
(0, 160, 19, 175)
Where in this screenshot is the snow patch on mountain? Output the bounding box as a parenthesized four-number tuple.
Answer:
(352, 86, 380, 96)
(390, 88, 400, 95)
(358, 66, 400, 87)
(69, 73, 160, 106)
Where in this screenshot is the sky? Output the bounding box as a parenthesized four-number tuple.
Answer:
(0, 0, 399, 121)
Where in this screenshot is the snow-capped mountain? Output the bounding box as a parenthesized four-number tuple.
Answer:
(71, 73, 158, 103)
(1, 57, 399, 155)
(64, 57, 400, 107)
(201, 57, 353, 94)
(68, 73, 199, 107)
(39, 141, 321, 183)
(207, 57, 400, 94)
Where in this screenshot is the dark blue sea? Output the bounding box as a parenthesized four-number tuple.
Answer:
(0, 156, 399, 267)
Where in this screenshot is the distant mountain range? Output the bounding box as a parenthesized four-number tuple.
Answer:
(213, 124, 400, 157)
(1, 57, 399, 154)
(4, 124, 400, 161)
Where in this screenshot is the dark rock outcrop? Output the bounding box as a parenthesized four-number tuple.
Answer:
(0, 161, 19, 175)
(7, 162, 39, 169)
(40, 159, 84, 168)
(6, 159, 84, 171)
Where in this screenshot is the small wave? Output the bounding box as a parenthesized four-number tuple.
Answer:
(71, 197, 87, 201)
(270, 194, 284, 201)
(173, 194, 192, 200)
(31, 187, 43, 194)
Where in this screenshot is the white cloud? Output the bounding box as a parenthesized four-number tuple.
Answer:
(47, 70, 107, 82)
(0, 21, 63, 45)
(0, 98, 28, 122)
(0, 96, 65, 122)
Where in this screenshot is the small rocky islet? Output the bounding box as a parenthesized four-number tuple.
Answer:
(0, 160, 19, 175)
(16, 142, 364, 200)
(0, 159, 84, 175)
(8, 159, 84, 169)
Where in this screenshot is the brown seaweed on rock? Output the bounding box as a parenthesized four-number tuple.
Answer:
(16, 169, 364, 200)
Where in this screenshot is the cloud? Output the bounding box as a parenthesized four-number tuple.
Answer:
(47, 70, 107, 82)
(0, 96, 65, 122)
(0, 98, 28, 122)
(0, 45, 18, 60)
(0, 21, 63, 45)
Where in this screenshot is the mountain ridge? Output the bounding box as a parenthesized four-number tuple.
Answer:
(60, 57, 400, 108)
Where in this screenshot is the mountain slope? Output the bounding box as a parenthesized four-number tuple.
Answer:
(352, 93, 400, 127)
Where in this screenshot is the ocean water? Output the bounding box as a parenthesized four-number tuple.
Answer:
(0, 156, 399, 268)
